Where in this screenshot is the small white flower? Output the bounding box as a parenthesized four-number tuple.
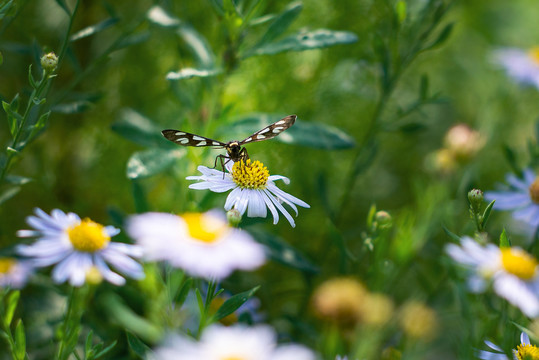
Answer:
(126, 210, 265, 280)
(152, 324, 316, 360)
(477, 332, 534, 360)
(485, 168, 539, 232)
(493, 47, 539, 89)
(17, 208, 145, 287)
(187, 159, 309, 227)
(446, 236, 539, 317)
(0, 257, 33, 289)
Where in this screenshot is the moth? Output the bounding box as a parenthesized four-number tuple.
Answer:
(161, 114, 296, 170)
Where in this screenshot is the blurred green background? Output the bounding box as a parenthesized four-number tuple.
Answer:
(2, 0, 539, 357)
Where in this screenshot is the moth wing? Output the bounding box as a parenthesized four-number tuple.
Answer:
(161, 130, 226, 147)
(239, 115, 296, 145)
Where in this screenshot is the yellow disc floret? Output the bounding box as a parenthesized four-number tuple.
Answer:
(530, 177, 539, 204)
(516, 343, 539, 360)
(183, 212, 228, 244)
(0, 258, 15, 274)
(67, 218, 110, 252)
(501, 248, 537, 280)
(529, 47, 539, 66)
(231, 159, 269, 190)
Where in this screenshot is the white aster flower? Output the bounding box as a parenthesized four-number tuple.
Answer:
(477, 332, 537, 360)
(485, 168, 539, 231)
(0, 257, 33, 289)
(493, 47, 539, 89)
(186, 159, 309, 227)
(126, 210, 265, 280)
(446, 236, 539, 317)
(152, 324, 316, 360)
(16, 208, 145, 286)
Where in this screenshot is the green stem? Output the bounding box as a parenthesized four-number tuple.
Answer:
(55, 286, 88, 360)
(197, 279, 218, 338)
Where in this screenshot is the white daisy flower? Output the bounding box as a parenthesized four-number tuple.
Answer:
(477, 332, 536, 360)
(446, 236, 539, 317)
(0, 257, 33, 289)
(126, 210, 265, 280)
(493, 47, 539, 89)
(152, 324, 316, 360)
(186, 159, 309, 227)
(16, 208, 145, 287)
(484, 168, 539, 231)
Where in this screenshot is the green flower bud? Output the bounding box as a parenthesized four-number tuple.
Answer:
(468, 188, 483, 213)
(374, 210, 392, 230)
(226, 209, 242, 227)
(40, 52, 58, 73)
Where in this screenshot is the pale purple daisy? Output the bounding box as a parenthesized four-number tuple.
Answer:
(152, 324, 316, 360)
(186, 159, 309, 227)
(484, 168, 539, 230)
(17, 208, 145, 286)
(477, 332, 533, 360)
(0, 257, 33, 289)
(493, 47, 539, 89)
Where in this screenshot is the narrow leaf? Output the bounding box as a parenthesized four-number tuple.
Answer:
(70, 18, 120, 42)
(424, 22, 454, 51)
(28, 111, 50, 141)
(177, 25, 216, 68)
(480, 200, 496, 230)
(4, 290, 20, 327)
(5, 175, 32, 185)
(2, 101, 19, 138)
(499, 228, 511, 248)
(254, 2, 302, 48)
(147, 5, 181, 28)
(245, 29, 358, 57)
(0, 186, 21, 206)
(175, 278, 193, 306)
(54, 0, 70, 15)
(442, 226, 461, 242)
(14, 319, 26, 360)
(126, 332, 150, 359)
(503, 144, 522, 177)
(28, 65, 38, 89)
(166, 68, 220, 81)
(51, 101, 93, 114)
(126, 148, 185, 179)
(93, 340, 117, 359)
(111, 108, 171, 148)
(214, 286, 260, 321)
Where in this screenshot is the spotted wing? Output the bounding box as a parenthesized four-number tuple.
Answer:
(239, 115, 296, 145)
(161, 130, 226, 147)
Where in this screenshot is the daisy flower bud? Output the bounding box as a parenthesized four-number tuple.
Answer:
(40, 52, 58, 73)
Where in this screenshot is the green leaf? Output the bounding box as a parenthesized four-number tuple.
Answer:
(126, 332, 150, 359)
(54, 0, 70, 15)
(14, 319, 25, 360)
(147, 5, 181, 28)
(177, 25, 216, 68)
(28, 65, 38, 89)
(480, 200, 496, 230)
(93, 340, 117, 359)
(0, 0, 14, 19)
(503, 144, 522, 177)
(70, 18, 120, 42)
(395, 0, 407, 24)
(51, 101, 93, 114)
(126, 148, 185, 179)
(423, 22, 454, 51)
(253, 2, 302, 48)
(3, 290, 20, 327)
(111, 109, 172, 148)
(175, 278, 193, 306)
(214, 286, 260, 321)
(250, 229, 318, 273)
(499, 228, 511, 248)
(442, 226, 461, 242)
(2, 101, 18, 138)
(221, 114, 355, 149)
(166, 68, 221, 81)
(27, 111, 51, 142)
(5, 175, 32, 185)
(244, 29, 358, 57)
(85, 331, 94, 357)
(0, 186, 21, 206)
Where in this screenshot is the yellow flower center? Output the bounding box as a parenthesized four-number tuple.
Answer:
(501, 248, 537, 280)
(530, 177, 539, 204)
(231, 159, 269, 190)
(529, 47, 539, 66)
(67, 218, 110, 252)
(0, 258, 16, 274)
(183, 212, 228, 244)
(516, 343, 539, 360)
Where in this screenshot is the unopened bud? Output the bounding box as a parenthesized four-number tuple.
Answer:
(40, 52, 58, 73)
(374, 211, 392, 230)
(227, 209, 242, 227)
(468, 188, 484, 213)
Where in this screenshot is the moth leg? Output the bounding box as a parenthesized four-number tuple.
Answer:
(239, 147, 249, 162)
